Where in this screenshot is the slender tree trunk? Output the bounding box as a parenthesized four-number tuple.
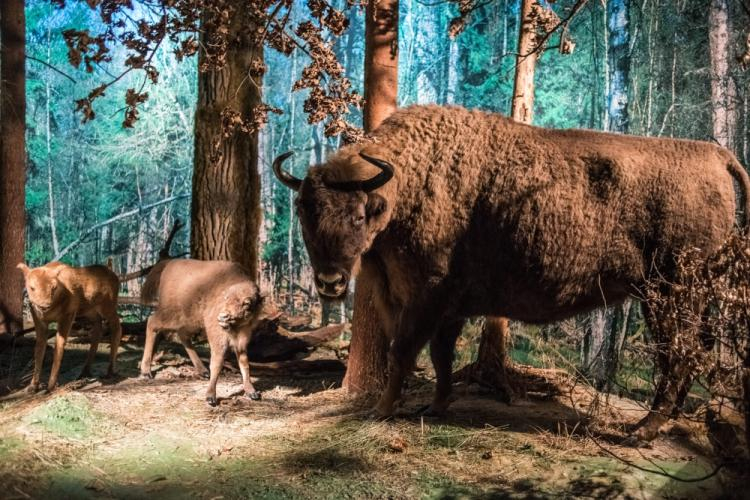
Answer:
(343, 0, 399, 394)
(0, 0, 27, 335)
(511, 0, 539, 123)
(46, 22, 60, 257)
(708, 0, 737, 149)
(190, 7, 262, 278)
(583, 0, 631, 390)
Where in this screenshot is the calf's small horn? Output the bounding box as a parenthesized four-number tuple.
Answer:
(272, 151, 302, 191)
(325, 153, 395, 192)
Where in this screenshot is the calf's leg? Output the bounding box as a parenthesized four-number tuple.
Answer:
(235, 336, 260, 400)
(47, 315, 73, 391)
(206, 333, 228, 406)
(28, 309, 49, 392)
(80, 318, 103, 379)
(103, 306, 122, 377)
(178, 331, 209, 379)
(139, 315, 160, 378)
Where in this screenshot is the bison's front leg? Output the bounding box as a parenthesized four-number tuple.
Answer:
(47, 315, 73, 391)
(103, 305, 122, 378)
(206, 335, 228, 407)
(425, 318, 464, 416)
(80, 317, 103, 379)
(373, 303, 444, 418)
(27, 308, 49, 393)
(234, 338, 261, 401)
(139, 315, 160, 379)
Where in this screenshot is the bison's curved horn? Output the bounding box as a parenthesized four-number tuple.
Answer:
(272, 151, 302, 191)
(325, 153, 394, 192)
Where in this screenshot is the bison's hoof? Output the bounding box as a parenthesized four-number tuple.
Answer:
(199, 371, 210, 380)
(417, 404, 447, 419)
(139, 372, 154, 380)
(246, 391, 262, 401)
(25, 383, 41, 394)
(206, 396, 218, 407)
(78, 370, 92, 380)
(104, 370, 118, 379)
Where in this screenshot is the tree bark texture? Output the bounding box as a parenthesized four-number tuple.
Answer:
(190, 9, 262, 278)
(708, 0, 737, 150)
(0, 0, 27, 335)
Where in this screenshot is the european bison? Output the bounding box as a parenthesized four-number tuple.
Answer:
(139, 259, 265, 406)
(17, 261, 122, 391)
(273, 105, 750, 440)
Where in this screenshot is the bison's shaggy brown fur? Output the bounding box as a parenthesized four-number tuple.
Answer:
(139, 259, 264, 405)
(17, 261, 122, 391)
(275, 105, 750, 439)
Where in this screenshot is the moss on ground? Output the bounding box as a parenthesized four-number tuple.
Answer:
(23, 393, 99, 439)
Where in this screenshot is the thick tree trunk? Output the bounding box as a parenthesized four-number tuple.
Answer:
(190, 9, 262, 278)
(708, 0, 737, 149)
(343, 0, 399, 395)
(0, 0, 27, 336)
(606, 0, 629, 133)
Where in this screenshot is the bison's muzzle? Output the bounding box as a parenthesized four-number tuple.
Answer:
(315, 271, 349, 299)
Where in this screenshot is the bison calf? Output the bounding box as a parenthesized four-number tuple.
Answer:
(139, 259, 264, 406)
(17, 262, 122, 392)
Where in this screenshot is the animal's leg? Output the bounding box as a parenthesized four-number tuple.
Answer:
(235, 339, 260, 400)
(28, 309, 49, 392)
(373, 303, 444, 417)
(205, 336, 228, 407)
(425, 318, 465, 416)
(177, 331, 209, 379)
(80, 318, 103, 379)
(635, 302, 704, 441)
(47, 315, 73, 391)
(139, 315, 160, 379)
(103, 306, 122, 378)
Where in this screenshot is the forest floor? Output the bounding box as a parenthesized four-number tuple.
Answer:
(0, 335, 748, 500)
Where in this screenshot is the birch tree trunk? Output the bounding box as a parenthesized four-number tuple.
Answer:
(0, 0, 27, 335)
(708, 0, 737, 149)
(510, 0, 539, 124)
(190, 6, 262, 278)
(343, 0, 399, 394)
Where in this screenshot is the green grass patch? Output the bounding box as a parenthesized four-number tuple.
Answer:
(23, 393, 99, 439)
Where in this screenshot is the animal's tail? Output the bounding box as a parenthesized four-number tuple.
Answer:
(726, 155, 750, 231)
(141, 260, 169, 307)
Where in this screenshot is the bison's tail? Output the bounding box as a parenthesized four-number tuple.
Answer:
(141, 260, 168, 307)
(727, 157, 750, 231)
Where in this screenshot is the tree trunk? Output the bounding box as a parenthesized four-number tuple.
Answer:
(343, 0, 399, 395)
(190, 8, 262, 278)
(510, 0, 539, 124)
(582, 0, 632, 391)
(0, 0, 27, 336)
(708, 0, 737, 149)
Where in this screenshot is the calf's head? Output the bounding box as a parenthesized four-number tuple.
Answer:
(217, 282, 263, 330)
(273, 151, 394, 300)
(16, 263, 63, 312)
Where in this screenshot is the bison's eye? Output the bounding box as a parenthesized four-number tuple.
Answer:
(29, 286, 35, 292)
(353, 215, 365, 227)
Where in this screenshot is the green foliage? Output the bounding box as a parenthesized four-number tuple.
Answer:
(23, 394, 99, 439)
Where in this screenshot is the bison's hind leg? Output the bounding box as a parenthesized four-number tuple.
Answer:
(177, 331, 209, 379)
(139, 315, 161, 379)
(80, 317, 103, 379)
(234, 336, 260, 401)
(102, 305, 122, 378)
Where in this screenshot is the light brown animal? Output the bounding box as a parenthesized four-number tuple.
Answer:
(17, 261, 122, 391)
(139, 259, 264, 406)
(273, 104, 750, 440)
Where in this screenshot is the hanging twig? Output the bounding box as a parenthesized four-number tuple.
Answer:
(25, 55, 77, 83)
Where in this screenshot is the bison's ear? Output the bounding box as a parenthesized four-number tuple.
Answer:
(16, 263, 29, 277)
(365, 193, 387, 219)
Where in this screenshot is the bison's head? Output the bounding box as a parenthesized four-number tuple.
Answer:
(217, 282, 263, 330)
(17, 263, 63, 313)
(273, 151, 394, 300)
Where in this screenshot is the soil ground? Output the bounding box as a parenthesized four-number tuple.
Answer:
(0, 335, 748, 500)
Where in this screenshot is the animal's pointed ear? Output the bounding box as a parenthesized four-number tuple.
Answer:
(365, 193, 387, 219)
(16, 263, 29, 277)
